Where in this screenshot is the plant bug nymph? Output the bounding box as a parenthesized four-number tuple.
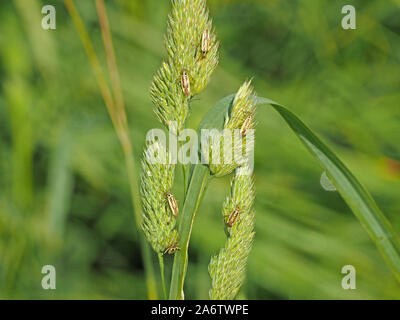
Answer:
(166, 191, 179, 218)
(227, 206, 240, 227)
(201, 29, 211, 57)
(241, 113, 254, 137)
(180, 69, 191, 97)
(164, 243, 181, 255)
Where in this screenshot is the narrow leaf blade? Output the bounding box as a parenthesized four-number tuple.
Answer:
(263, 100, 400, 281)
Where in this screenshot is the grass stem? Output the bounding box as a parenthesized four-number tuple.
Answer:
(158, 253, 167, 300)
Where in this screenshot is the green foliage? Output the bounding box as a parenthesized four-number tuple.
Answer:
(1, 0, 400, 300)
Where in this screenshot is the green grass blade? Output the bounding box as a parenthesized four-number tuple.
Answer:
(169, 95, 235, 299)
(169, 164, 210, 299)
(263, 99, 400, 282)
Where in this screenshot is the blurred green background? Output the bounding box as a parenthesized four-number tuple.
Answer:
(0, 0, 399, 299)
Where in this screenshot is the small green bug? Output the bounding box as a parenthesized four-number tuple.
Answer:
(164, 243, 181, 255)
(241, 113, 254, 137)
(180, 69, 191, 97)
(201, 29, 211, 57)
(227, 206, 240, 227)
(166, 191, 179, 218)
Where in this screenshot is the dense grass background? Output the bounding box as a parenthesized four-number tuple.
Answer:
(0, 0, 399, 299)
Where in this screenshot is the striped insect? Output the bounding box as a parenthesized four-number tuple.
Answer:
(226, 206, 241, 227)
(164, 243, 181, 255)
(240, 113, 254, 137)
(166, 191, 179, 218)
(180, 69, 191, 97)
(201, 28, 211, 57)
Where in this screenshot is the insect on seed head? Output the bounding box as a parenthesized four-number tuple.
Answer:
(181, 69, 191, 97)
(201, 29, 211, 57)
(241, 113, 254, 137)
(166, 191, 173, 199)
(166, 191, 179, 218)
(227, 206, 241, 227)
(164, 243, 181, 255)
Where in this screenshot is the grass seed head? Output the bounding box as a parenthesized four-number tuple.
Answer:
(140, 138, 179, 254)
(206, 81, 257, 177)
(150, 0, 219, 135)
(209, 166, 256, 300)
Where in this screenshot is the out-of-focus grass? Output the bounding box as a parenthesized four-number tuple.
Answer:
(0, 0, 399, 299)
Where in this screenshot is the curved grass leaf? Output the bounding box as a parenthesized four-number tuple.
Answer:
(233, 94, 400, 281)
(169, 95, 235, 299)
(256, 96, 400, 282)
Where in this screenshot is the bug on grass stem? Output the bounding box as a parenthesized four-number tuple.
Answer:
(166, 191, 179, 218)
(164, 243, 181, 255)
(201, 29, 211, 57)
(241, 113, 254, 137)
(180, 69, 191, 97)
(227, 206, 240, 227)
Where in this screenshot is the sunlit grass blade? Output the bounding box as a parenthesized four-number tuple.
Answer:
(169, 164, 211, 300)
(260, 98, 400, 282)
(169, 94, 239, 299)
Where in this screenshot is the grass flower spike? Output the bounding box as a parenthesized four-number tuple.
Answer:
(209, 166, 256, 299)
(226, 80, 257, 131)
(150, 0, 219, 135)
(206, 81, 256, 177)
(140, 139, 179, 254)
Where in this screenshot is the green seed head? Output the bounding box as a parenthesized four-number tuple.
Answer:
(140, 138, 179, 254)
(150, 0, 219, 135)
(206, 81, 256, 177)
(209, 166, 256, 300)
